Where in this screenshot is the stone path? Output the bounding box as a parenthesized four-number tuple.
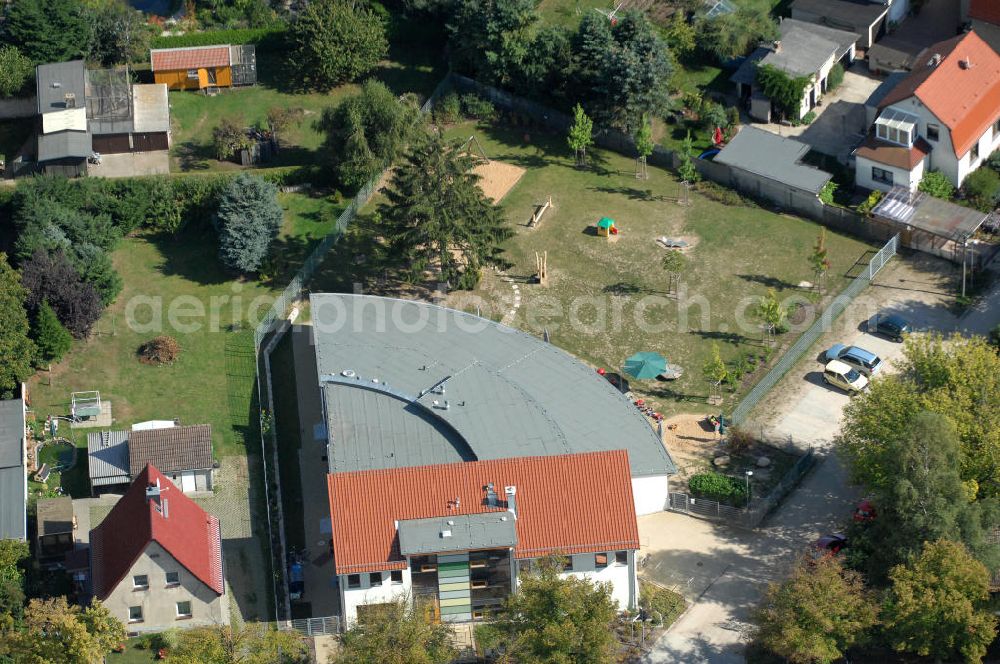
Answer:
(499, 276, 522, 325)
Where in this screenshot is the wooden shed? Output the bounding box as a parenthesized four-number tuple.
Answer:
(150, 45, 256, 91)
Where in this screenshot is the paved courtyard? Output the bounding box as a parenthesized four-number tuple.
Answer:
(87, 150, 170, 178)
(758, 66, 882, 163)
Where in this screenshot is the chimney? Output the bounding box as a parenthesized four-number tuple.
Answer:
(960, 57, 972, 69)
(64, 92, 76, 109)
(928, 53, 942, 67)
(505, 486, 517, 520)
(485, 483, 498, 508)
(145, 477, 161, 501)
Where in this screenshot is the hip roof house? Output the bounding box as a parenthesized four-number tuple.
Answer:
(855, 30, 1000, 192)
(328, 451, 641, 625)
(90, 464, 227, 632)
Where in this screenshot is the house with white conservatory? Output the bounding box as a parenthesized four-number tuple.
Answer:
(855, 30, 1000, 192)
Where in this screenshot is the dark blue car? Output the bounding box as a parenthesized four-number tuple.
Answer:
(867, 313, 911, 342)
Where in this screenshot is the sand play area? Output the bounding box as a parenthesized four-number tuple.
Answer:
(473, 159, 526, 203)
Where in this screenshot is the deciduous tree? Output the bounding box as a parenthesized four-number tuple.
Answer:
(380, 132, 513, 289)
(216, 173, 284, 274)
(808, 228, 830, 293)
(19, 249, 103, 339)
(696, 6, 778, 62)
(86, 0, 151, 67)
(755, 288, 786, 345)
(447, 0, 537, 86)
(475, 556, 618, 663)
(171, 621, 309, 664)
(567, 103, 594, 167)
(753, 554, 878, 664)
(0, 45, 32, 97)
(0, 254, 34, 398)
(661, 249, 686, 296)
(703, 343, 728, 397)
(288, 0, 387, 91)
(3, 0, 91, 64)
(333, 600, 455, 664)
(0, 597, 126, 664)
(883, 540, 997, 664)
(0, 539, 28, 624)
(634, 114, 654, 179)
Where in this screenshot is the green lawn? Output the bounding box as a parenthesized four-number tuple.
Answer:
(26, 191, 342, 459)
(169, 41, 444, 172)
(537, 0, 611, 28)
(424, 122, 874, 416)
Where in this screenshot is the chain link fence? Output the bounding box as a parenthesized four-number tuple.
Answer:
(728, 234, 899, 426)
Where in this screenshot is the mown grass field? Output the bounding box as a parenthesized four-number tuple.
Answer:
(435, 121, 874, 415)
(26, 191, 343, 458)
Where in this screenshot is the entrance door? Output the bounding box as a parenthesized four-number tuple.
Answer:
(181, 471, 197, 492)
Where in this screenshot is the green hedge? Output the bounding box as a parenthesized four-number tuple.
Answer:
(151, 27, 286, 50)
(688, 472, 749, 507)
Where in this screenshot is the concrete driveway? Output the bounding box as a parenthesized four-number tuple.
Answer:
(87, 150, 170, 178)
(642, 252, 1000, 662)
(758, 67, 881, 163)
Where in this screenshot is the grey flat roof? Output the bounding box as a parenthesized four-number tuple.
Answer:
(37, 131, 91, 162)
(36, 60, 87, 114)
(761, 23, 840, 77)
(730, 47, 770, 87)
(865, 71, 908, 109)
(0, 398, 25, 540)
(398, 512, 518, 556)
(87, 431, 131, 486)
(873, 187, 988, 241)
(715, 126, 832, 194)
(781, 18, 859, 58)
(311, 294, 676, 478)
(132, 84, 169, 133)
(791, 0, 888, 31)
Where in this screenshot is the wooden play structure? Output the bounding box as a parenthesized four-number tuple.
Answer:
(528, 196, 553, 228)
(535, 251, 548, 285)
(459, 135, 490, 164)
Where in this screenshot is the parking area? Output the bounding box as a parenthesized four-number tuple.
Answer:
(757, 66, 881, 162)
(87, 150, 170, 178)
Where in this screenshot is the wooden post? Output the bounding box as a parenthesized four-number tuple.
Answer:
(535, 251, 548, 286)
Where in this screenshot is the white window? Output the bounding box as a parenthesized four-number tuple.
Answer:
(875, 108, 918, 147)
(165, 571, 179, 586)
(176, 601, 192, 618)
(369, 573, 382, 587)
(128, 606, 143, 622)
(186, 69, 198, 79)
(927, 123, 940, 142)
(133, 574, 149, 589)
(971, 141, 981, 163)
(390, 570, 403, 585)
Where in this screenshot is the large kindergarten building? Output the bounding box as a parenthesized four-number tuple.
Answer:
(308, 294, 677, 624)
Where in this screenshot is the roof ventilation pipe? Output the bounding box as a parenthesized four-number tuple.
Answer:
(505, 486, 517, 520)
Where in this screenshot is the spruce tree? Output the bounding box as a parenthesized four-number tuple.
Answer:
(33, 299, 72, 364)
(216, 174, 284, 274)
(380, 132, 513, 289)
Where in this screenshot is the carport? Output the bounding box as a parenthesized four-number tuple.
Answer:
(872, 186, 991, 295)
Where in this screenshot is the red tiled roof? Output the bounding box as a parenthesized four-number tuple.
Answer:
(971, 0, 1000, 26)
(327, 450, 640, 575)
(855, 135, 932, 170)
(879, 31, 1000, 158)
(150, 46, 231, 72)
(90, 464, 224, 599)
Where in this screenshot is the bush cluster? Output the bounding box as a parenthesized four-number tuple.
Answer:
(688, 472, 749, 506)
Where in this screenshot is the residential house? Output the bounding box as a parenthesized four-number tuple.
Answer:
(790, 0, 895, 50)
(34, 61, 170, 177)
(150, 45, 257, 91)
(328, 451, 640, 625)
(35, 497, 75, 562)
(90, 464, 227, 632)
(855, 31, 1000, 192)
(966, 0, 1000, 55)
(730, 19, 859, 121)
(0, 391, 27, 541)
(87, 424, 215, 494)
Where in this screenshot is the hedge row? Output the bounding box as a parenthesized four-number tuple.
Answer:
(151, 27, 286, 50)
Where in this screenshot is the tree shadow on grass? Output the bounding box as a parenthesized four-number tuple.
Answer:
(737, 274, 800, 291)
(147, 228, 233, 286)
(687, 329, 753, 345)
(590, 185, 667, 202)
(603, 281, 646, 295)
(174, 141, 215, 171)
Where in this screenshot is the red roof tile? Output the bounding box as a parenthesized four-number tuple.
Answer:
(855, 135, 932, 170)
(971, 0, 1000, 25)
(90, 464, 224, 599)
(879, 31, 1000, 158)
(150, 46, 231, 72)
(327, 450, 640, 575)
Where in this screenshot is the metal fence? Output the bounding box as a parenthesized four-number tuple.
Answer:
(288, 615, 342, 636)
(728, 233, 900, 426)
(668, 449, 816, 529)
(249, 77, 450, 624)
